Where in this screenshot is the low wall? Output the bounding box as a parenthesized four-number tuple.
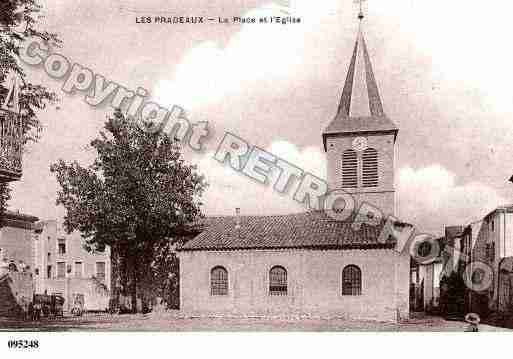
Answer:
(0, 272, 34, 317)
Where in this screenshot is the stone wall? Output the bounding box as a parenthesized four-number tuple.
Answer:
(0, 272, 34, 317)
(42, 278, 110, 312)
(179, 248, 410, 322)
(326, 133, 396, 216)
(0, 225, 35, 270)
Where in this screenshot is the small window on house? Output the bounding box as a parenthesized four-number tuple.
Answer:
(269, 266, 287, 295)
(8, 262, 18, 272)
(342, 149, 358, 188)
(57, 262, 65, 278)
(58, 239, 66, 255)
(210, 266, 228, 296)
(47, 265, 52, 279)
(342, 265, 362, 296)
(491, 220, 495, 232)
(75, 262, 83, 278)
(362, 148, 378, 187)
(96, 262, 106, 281)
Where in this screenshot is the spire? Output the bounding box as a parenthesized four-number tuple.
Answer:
(322, 2, 397, 151)
(337, 11, 384, 118)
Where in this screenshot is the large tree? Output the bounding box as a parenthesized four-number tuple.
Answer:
(0, 0, 60, 215)
(50, 109, 207, 312)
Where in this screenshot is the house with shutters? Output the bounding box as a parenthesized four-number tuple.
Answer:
(32, 220, 111, 312)
(177, 12, 411, 322)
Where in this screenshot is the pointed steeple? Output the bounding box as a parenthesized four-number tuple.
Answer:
(337, 16, 384, 118)
(322, 10, 397, 151)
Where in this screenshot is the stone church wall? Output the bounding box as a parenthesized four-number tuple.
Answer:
(179, 248, 410, 322)
(326, 132, 396, 216)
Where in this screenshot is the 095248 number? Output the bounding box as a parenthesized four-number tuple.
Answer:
(7, 339, 39, 349)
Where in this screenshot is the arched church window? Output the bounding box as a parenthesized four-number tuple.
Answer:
(210, 266, 228, 296)
(269, 266, 287, 295)
(342, 265, 361, 296)
(342, 149, 358, 188)
(362, 148, 378, 187)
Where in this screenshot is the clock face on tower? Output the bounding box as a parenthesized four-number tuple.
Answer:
(352, 136, 367, 151)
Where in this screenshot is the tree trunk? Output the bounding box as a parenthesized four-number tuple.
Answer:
(109, 244, 121, 311)
(130, 255, 138, 313)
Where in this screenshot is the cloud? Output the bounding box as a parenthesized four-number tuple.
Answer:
(397, 165, 505, 234)
(152, 0, 345, 113)
(193, 139, 326, 216)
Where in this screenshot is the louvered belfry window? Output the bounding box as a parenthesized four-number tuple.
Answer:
(211, 266, 228, 296)
(342, 149, 358, 188)
(342, 265, 362, 296)
(269, 266, 287, 295)
(362, 148, 378, 187)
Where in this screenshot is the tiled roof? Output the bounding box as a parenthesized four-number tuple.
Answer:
(2, 210, 39, 223)
(178, 211, 405, 252)
(1, 210, 39, 230)
(484, 204, 513, 220)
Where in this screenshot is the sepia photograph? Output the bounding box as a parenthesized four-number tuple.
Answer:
(0, 0, 512, 356)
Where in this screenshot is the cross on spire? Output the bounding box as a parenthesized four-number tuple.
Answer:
(355, 0, 366, 20)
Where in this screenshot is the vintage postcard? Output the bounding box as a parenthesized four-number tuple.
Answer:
(0, 0, 512, 355)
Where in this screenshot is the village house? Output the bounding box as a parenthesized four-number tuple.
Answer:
(410, 237, 444, 313)
(0, 210, 38, 317)
(33, 220, 111, 312)
(466, 206, 513, 317)
(177, 15, 411, 322)
(0, 212, 112, 316)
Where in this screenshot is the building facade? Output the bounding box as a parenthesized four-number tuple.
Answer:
(178, 16, 411, 322)
(467, 206, 513, 315)
(33, 220, 111, 312)
(0, 211, 38, 317)
(0, 210, 39, 272)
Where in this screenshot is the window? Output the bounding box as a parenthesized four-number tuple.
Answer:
(210, 266, 228, 296)
(342, 149, 358, 188)
(35, 268, 39, 276)
(47, 265, 52, 279)
(342, 265, 362, 296)
(491, 220, 495, 232)
(57, 262, 65, 278)
(269, 266, 287, 295)
(8, 262, 17, 272)
(75, 262, 83, 278)
(58, 239, 66, 255)
(96, 262, 106, 281)
(362, 148, 378, 187)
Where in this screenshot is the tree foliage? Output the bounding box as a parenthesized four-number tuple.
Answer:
(1, 0, 60, 141)
(0, 0, 60, 213)
(50, 109, 207, 311)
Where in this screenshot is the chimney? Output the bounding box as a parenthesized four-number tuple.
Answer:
(235, 208, 241, 229)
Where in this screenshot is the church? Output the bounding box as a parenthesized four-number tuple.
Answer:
(177, 13, 411, 322)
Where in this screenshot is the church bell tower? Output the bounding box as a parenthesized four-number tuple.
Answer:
(322, 8, 398, 217)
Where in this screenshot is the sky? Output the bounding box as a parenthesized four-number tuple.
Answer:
(7, 0, 513, 235)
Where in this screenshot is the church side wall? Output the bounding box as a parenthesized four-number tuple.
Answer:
(179, 248, 409, 322)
